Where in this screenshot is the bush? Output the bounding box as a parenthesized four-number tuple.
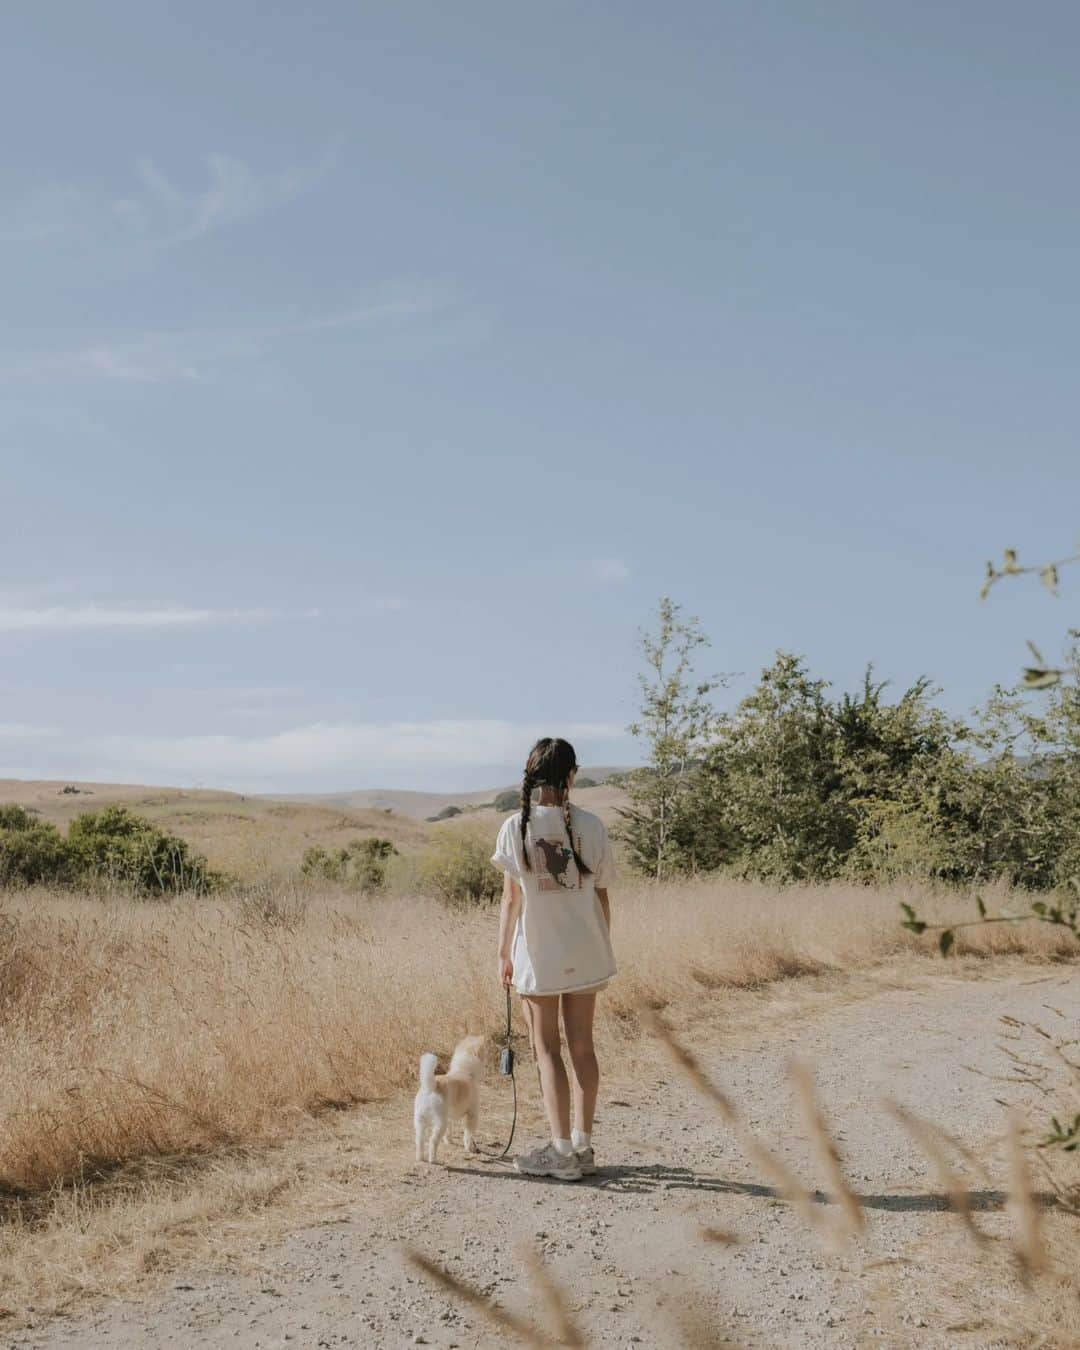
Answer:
(66, 806, 214, 895)
(418, 827, 501, 906)
(300, 837, 397, 893)
(427, 804, 463, 822)
(493, 789, 520, 813)
(575, 776, 597, 789)
(0, 806, 74, 886)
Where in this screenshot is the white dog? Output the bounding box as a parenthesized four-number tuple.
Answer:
(413, 1034, 485, 1164)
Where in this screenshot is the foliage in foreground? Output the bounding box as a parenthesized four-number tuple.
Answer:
(0, 804, 215, 895)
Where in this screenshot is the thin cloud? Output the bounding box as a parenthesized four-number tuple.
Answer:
(0, 605, 320, 633)
(0, 285, 457, 385)
(0, 723, 59, 740)
(594, 558, 630, 582)
(141, 146, 338, 245)
(83, 719, 629, 786)
(1, 141, 339, 250)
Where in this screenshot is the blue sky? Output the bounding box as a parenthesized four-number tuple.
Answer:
(2, 1, 1077, 792)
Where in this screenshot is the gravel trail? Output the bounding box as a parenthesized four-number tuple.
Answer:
(9, 967, 1076, 1349)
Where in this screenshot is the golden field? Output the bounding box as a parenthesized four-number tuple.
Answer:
(0, 787, 1076, 1333)
(2, 874, 1074, 1202)
(0, 777, 626, 880)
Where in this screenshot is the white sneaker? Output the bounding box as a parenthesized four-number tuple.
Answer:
(514, 1142, 583, 1181)
(575, 1145, 596, 1175)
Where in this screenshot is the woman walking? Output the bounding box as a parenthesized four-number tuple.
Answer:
(491, 737, 617, 1181)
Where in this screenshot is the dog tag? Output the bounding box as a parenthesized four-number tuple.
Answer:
(499, 1046, 514, 1076)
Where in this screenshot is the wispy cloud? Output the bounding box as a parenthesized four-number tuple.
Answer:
(28, 719, 629, 790)
(1, 143, 339, 250)
(0, 605, 320, 634)
(0, 285, 461, 385)
(0, 723, 59, 740)
(593, 558, 630, 583)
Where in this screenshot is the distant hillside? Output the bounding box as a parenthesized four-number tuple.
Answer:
(454, 780, 629, 833)
(0, 768, 635, 877)
(0, 778, 429, 879)
(273, 765, 634, 821)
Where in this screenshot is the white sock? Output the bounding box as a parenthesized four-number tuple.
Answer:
(571, 1129, 591, 1152)
(552, 1137, 574, 1157)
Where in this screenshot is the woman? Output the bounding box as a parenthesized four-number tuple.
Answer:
(491, 737, 617, 1181)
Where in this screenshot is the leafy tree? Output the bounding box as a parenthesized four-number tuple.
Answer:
(621, 599, 1080, 891)
(616, 597, 725, 878)
(697, 657, 969, 884)
(706, 653, 850, 881)
(900, 546, 1080, 949)
(300, 837, 397, 892)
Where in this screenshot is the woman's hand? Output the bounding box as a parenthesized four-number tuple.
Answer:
(496, 875, 521, 990)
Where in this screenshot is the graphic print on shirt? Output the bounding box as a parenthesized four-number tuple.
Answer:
(533, 836, 582, 892)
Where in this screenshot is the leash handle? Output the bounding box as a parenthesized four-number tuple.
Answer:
(499, 984, 515, 1076)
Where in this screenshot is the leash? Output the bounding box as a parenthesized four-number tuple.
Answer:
(477, 985, 518, 1161)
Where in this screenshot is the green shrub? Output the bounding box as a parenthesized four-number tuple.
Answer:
(418, 827, 501, 906)
(493, 789, 520, 813)
(427, 804, 463, 822)
(67, 806, 214, 895)
(574, 776, 597, 789)
(0, 806, 74, 886)
(300, 837, 397, 893)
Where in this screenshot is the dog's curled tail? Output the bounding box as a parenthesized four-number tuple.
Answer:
(419, 1052, 438, 1094)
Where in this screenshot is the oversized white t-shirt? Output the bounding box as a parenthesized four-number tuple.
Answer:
(491, 803, 617, 996)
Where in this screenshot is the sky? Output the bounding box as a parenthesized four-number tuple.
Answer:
(2, 1, 1078, 793)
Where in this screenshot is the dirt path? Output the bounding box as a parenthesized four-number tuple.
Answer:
(8, 967, 1077, 1349)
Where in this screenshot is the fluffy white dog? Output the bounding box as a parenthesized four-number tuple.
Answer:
(413, 1034, 486, 1164)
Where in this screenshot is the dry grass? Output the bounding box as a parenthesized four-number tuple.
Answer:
(1, 875, 1073, 1201)
(0, 776, 626, 880)
(0, 872, 1075, 1327)
(0, 777, 430, 878)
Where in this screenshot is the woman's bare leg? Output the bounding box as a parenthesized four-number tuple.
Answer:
(522, 994, 571, 1140)
(561, 990, 599, 1135)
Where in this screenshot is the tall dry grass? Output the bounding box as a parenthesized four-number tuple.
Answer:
(0, 876, 1074, 1203)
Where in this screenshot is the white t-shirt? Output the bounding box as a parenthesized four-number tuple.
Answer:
(491, 803, 617, 996)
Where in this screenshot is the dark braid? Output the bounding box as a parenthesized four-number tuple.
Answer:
(562, 796, 590, 884)
(519, 770, 536, 871)
(516, 737, 591, 880)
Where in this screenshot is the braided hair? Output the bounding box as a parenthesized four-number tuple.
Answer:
(518, 737, 591, 880)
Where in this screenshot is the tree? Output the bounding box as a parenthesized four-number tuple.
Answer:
(616, 597, 725, 878)
(901, 548, 1080, 948)
(701, 657, 967, 884)
(706, 653, 847, 880)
